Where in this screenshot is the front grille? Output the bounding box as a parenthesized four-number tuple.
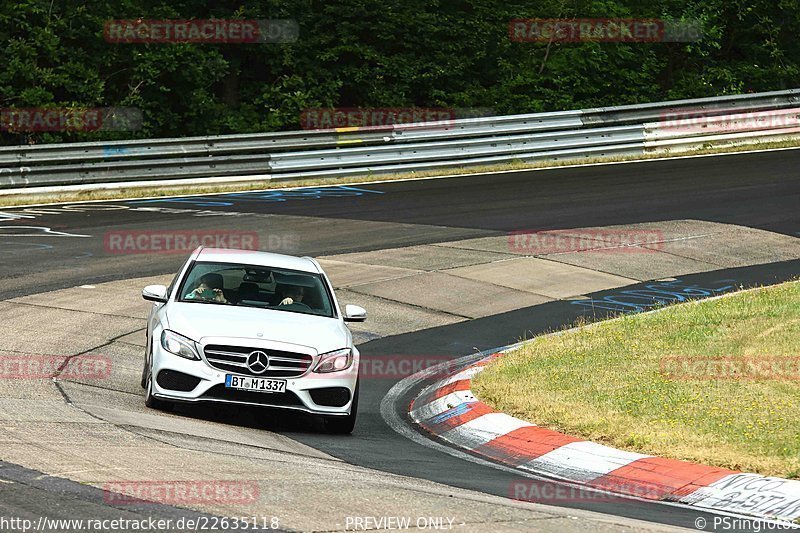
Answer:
(203, 344, 313, 378)
(157, 369, 201, 392)
(201, 384, 303, 406)
(309, 387, 351, 407)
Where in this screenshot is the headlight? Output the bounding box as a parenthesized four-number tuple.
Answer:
(160, 330, 200, 360)
(313, 348, 353, 373)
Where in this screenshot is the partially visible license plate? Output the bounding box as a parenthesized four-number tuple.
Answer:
(225, 375, 286, 394)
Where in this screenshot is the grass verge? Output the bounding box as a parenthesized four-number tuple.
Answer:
(2, 136, 800, 208)
(472, 280, 800, 478)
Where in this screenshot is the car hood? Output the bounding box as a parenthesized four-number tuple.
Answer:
(165, 302, 349, 354)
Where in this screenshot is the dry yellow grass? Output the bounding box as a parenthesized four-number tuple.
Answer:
(473, 281, 800, 478)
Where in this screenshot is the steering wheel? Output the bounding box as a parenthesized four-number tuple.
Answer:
(283, 302, 312, 311)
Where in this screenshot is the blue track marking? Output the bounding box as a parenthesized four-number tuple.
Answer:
(126, 186, 384, 208)
(571, 278, 737, 313)
(428, 401, 477, 424)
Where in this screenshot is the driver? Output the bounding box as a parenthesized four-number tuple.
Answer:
(279, 286, 305, 306)
(185, 274, 228, 303)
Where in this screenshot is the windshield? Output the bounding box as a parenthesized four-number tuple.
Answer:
(177, 261, 334, 318)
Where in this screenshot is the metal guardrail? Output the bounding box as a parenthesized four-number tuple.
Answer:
(1, 89, 798, 190)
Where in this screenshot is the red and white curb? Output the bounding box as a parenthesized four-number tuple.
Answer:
(409, 352, 800, 524)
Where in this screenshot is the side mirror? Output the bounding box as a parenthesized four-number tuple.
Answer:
(142, 284, 168, 303)
(343, 304, 367, 322)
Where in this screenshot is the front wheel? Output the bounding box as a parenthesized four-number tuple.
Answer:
(140, 348, 148, 389)
(322, 382, 358, 434)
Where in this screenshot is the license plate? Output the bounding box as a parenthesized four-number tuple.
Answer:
(225, 375, 286, 394)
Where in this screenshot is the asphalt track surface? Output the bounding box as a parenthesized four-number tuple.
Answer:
(2, 149, 800, 531)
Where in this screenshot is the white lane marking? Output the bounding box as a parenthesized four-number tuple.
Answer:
(0, 226, 90, 237)
(0, 212, 36, 220)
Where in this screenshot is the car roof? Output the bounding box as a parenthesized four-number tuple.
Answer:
(194, 248, 319, 274)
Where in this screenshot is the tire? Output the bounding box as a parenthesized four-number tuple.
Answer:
(140, 348, 148, 389)
(322, 382, 358, 434)
(144, 366, 173, 412)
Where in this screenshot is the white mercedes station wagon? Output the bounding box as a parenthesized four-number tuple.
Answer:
(140, 247, 366, 433)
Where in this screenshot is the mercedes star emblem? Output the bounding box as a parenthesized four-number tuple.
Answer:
(246, 350, 269, 374)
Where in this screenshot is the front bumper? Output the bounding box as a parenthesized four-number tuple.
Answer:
(150, 339, 359, 416)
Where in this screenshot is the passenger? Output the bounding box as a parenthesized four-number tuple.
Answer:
(185, 274, 228, 303)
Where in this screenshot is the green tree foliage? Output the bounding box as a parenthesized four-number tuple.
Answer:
(0, 0, 797, 143)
